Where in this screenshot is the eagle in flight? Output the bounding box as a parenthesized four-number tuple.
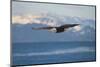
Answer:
(32, 24, 80, 33)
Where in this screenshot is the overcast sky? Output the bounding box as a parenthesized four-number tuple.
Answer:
(12, 1, 95, 19)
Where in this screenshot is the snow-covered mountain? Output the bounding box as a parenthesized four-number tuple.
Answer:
(12, 14, 96, 43)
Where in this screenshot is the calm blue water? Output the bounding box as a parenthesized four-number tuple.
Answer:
(12, 42, 96, 65)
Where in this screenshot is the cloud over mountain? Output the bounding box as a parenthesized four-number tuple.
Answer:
(12, 14, 59, 26)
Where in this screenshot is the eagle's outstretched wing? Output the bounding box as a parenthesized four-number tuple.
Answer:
(32, 27, 55, 30)
(60, 24, 80, 28)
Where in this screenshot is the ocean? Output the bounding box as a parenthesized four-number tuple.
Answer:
(12, 41, 96, 66)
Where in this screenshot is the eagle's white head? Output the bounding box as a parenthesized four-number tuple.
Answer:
(48, 28, 57, 32)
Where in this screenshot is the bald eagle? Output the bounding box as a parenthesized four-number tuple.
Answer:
(32, 24, 80, 33)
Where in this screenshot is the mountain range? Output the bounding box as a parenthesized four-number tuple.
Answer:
(11, 14, 96, 43)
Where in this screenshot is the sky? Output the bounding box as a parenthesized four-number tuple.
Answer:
(12, 1, 95, 20)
